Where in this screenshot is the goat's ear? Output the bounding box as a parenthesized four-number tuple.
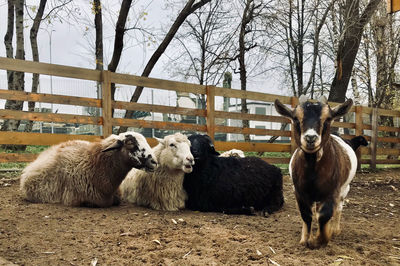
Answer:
(102, 140, 123, 152)
(331, 99, 353, 119)
(274, 99, 294, 120)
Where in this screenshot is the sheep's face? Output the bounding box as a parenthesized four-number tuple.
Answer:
(275, 95, 353, 154)
(188, 134, 220, 163)
(157, 133, 194, 173)
(103, 132, 157, 172)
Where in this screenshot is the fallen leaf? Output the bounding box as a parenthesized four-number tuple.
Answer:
(182, 249, 192, 258)
(338, 255, 353, 260)
(268, 258, 280, 266)
(91, 258, 98, 266)
(171, 219, 177, 224)
(256, 250, 262, 256)
(152, 239, 161, 245)
(269, 246, 276, 254)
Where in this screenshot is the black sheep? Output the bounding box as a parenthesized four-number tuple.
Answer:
(332, 133, 368, 151)
(183, 134, 284, 215)
(346, 136, 368, 151)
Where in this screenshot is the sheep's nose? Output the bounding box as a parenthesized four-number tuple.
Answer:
(187, 156, 194, 165)
(305, 135, 317, 144)
(150, 159, 157, 166)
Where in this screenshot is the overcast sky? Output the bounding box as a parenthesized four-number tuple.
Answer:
(0, 0, 286, 114)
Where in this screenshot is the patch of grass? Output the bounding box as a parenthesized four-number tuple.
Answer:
(0, 162, 28, 169)
(243, 151, 291, 158)
(0, 145, 48, 154)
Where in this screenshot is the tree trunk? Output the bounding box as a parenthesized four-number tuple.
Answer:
(94, 0, 103, 135)
(2, 0, 25, 134)
(118, 0, 211, 134)
(328, 0, 380, 103)
(107, 0, 132, 101)
(25, 0, 47, 134)
(239, 0, 252, 142)
(4, 0, 14, 91)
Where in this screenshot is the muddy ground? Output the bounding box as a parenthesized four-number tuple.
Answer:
(0, 169, 399, 265)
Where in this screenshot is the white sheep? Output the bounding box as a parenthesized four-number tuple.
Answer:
(20, 132, 157, 207)
(120, 133, 194, 211)
(219, 149, 245, 158)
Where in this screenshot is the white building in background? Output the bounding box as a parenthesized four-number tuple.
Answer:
(226, 101, 290, 142)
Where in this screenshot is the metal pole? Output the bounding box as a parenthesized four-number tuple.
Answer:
(49, 30, 54, 134)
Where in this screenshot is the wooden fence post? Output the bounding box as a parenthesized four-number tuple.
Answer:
(355, 105, 363, 170)
(206, 85, 215, 142)
(370, 108, 378, 169)
(101, 70, 113, 137)
(290, 96, 298, 154)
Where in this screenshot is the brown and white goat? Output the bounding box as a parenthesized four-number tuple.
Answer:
(275, 95, 357, 249)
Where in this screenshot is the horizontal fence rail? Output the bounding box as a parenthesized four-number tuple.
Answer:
(0, 57, 399, 168)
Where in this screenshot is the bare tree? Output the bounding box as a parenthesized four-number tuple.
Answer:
(268, 0, 334, 98)
(108, 0, 133, 100)
(1, 0, 25, 133)
(328, 0, 381, 103)
(24, 0, 48, 134)
(94, 0, 103, 135)
(118, 0, 212, 134)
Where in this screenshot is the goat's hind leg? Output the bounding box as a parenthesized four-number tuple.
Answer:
(332, 199, 344, 236)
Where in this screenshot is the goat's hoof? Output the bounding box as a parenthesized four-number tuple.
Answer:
(306, 237, 327, 249)
(299, 239, 307, 246)
(332, 228, 341, 237)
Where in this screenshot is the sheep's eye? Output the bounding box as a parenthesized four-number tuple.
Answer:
(293, 117, 299, 124)
(169, 143, 176, 148)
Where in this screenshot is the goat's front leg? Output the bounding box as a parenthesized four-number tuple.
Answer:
(310, 199, 334, 248)
(297, 198, 313, 246)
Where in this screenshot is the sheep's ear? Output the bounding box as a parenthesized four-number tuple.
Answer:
(102, 140, 123, 152)
(331, 99, 353, 119)
(209, 145, 220, 156)
(274, 99, 294, 120)
(155, 137, 165, 146)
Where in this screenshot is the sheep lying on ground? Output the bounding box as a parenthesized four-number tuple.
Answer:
(183, 134, 284, 215)
(120, 133, 194, 211)
(20, 132, 157, 207)
(275, 95, 356, 249)
(219, 149, 245, 158)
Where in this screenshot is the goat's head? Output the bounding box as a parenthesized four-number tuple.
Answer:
(188, 134, 220, 163)
(102, 132, 158, 172)
(274, 95, 353, 153)
(156, 133, 194, 173)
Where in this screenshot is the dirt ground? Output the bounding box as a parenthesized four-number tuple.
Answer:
(0, 169, 399, 266)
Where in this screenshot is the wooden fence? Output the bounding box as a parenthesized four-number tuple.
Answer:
(0, 57, 399, 168)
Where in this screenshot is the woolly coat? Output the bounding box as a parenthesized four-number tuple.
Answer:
(20, 135, 145, 207)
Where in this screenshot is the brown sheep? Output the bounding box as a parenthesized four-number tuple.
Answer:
(20, 132, 157, 207)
